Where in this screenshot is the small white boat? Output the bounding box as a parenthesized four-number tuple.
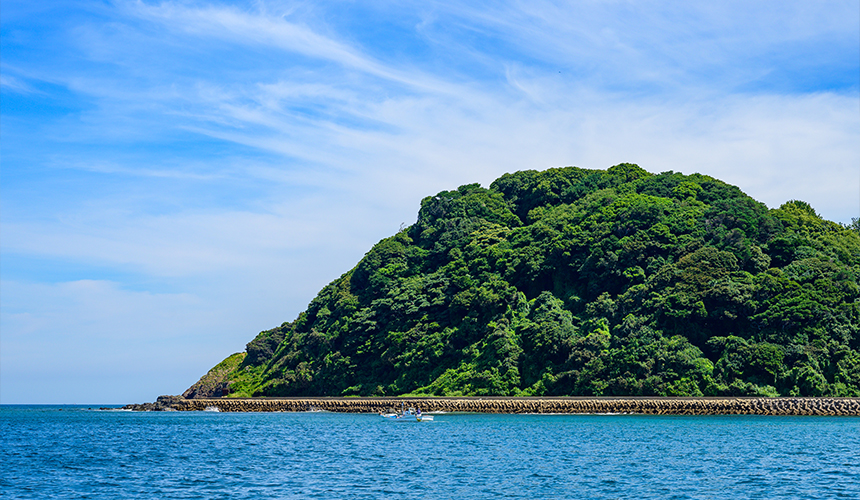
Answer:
(380, 406, 433, 422)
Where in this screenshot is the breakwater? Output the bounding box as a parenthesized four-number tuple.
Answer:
(125, 395, 860, 415)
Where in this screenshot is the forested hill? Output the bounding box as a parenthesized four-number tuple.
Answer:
(185, 164, 860, 398)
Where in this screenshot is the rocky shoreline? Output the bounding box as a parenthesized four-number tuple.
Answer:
(123, 395, 860, 416)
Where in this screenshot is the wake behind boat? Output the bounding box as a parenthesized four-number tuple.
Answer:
(380, 406, 433, 422)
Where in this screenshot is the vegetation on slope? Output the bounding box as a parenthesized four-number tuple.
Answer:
(189, 164, 860, 398)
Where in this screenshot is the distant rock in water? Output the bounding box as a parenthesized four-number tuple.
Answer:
(123, 395, 187, 411)
(185, 164, 860, 398)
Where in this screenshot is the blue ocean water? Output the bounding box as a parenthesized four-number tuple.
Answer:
(1, 406, 858, 499)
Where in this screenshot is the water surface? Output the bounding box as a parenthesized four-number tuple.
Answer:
(2, 406, 858, 499)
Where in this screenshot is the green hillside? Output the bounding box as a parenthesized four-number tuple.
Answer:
(185, 164, 860, 398)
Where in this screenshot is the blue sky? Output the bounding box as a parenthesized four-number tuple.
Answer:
(2, 0, 858, 404)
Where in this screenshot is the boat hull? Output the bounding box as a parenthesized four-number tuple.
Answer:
(380, 412, 433, 422)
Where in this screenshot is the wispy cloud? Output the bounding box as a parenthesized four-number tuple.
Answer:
(0, 74, 42, 94)
(125, 0, 462, 94)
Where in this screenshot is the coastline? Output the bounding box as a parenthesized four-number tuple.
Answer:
(124, 396, 860, 415)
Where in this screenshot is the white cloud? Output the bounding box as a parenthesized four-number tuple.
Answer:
(125, 0, 459, 94)
(0, 74, 41, 94)
(2, 198, 374, 277)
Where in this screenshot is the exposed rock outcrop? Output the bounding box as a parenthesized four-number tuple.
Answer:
(182, 353, 244, 399)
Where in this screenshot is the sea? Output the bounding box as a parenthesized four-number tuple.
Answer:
(1, 405, 858, 499)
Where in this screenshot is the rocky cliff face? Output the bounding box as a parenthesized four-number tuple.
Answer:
(182, 353, 244, 398)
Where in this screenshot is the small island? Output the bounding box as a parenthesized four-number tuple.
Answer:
(139, 164, 859, 410)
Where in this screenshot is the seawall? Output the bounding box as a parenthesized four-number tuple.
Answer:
(125, 396, 860, 416)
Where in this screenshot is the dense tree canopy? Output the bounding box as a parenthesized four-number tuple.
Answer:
(187, 164, 860, 398)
